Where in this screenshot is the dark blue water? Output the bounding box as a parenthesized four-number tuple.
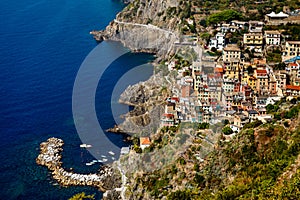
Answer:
(0, 0, 153, 199)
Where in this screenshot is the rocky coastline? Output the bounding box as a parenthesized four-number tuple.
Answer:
(90, 1, 181, 142)
(36, 138, 122, 194)
(90, 0, 181, 59)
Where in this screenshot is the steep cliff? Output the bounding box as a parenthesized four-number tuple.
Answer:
(92, 0, 185, 58)
(118, 71, 171, 135)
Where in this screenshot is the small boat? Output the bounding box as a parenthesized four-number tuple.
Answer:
(80, 144, 92, 148)
(108, 151, 115, 155)
(85, 161, 96, 166)
(102, 158, 108, 162)
(101, 155, 106, 158)
(111, 157, 115, 160)
(97, 160, 103, 162)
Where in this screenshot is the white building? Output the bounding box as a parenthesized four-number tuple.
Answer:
(264, 30, 281, 45)
(208, 32, 225, 51)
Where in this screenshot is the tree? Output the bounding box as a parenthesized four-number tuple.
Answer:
(200, 32, 211, 41)
(198, 122, 210, 129)
(223, 119, 230, 126)
(222, 126, 233, 135)
(290, 98, 297, 104)
(200, 19, 207, 27)
(266, 104, 275, 113)
(207, 10, 242, 25)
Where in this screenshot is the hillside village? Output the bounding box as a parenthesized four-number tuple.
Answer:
(158, 9, 300, 136)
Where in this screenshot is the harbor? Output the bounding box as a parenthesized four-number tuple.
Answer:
(36, 138, 121, 192)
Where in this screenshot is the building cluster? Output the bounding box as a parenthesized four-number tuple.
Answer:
(160, 11, 300, 133)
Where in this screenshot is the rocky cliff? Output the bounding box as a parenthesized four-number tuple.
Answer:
(91, 0, 183, 58)
(118, 71, 171, 135)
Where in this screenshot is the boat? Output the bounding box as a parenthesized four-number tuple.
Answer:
(108, 151, 115, 155)
(80, 144, 92, 148)
(85, 163, 93, 166)
(85, 161, 96, 166)
(101, 155, 106, 158)
(102, 158, 108, 162)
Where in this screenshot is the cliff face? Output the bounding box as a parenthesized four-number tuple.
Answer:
(92, 0, 182, 58)
(118, 72, 171, 135)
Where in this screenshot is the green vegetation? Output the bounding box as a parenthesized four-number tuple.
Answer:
(266, 48, 282, 63)
(243, 120, 263, 129)
(198, 122, 209, 130)
(69, 192, 95, 200)
(207, 10, 242, 25)
(127, 102, 300, 199)
(273, 62, 286, 70)
(265, 24, 300, 41)
(222, 126, 233, 135)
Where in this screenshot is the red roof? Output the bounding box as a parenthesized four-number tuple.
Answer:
(163, 113, 174, 118)
(171, 97, 180, 102)
(289, 63, 298, 67)
(286, 85, 300, 91)
(214, 67, 224, 73)
(256, 69, 267, 74)
(140, 137, 151, 145)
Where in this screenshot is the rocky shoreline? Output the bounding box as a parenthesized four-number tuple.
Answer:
(36, 138, 122, 194)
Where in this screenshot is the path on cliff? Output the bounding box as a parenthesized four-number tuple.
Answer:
(114, 20, 176, 37)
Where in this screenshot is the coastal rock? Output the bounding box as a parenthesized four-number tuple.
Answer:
(91, 0, 181, 59)
(117, 72, 171, 135)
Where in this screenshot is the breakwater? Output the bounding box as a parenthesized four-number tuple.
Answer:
(36, 138, 121, 192)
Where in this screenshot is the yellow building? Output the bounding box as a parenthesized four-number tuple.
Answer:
(224, 59, 240, 80)
(222, 44, 241, 62)
(247, 76, 257, 91)
(243, 32, 263, 46)
(283, 41, 300, 60)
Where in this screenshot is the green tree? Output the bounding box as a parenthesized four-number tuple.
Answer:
(222, 126, 233, 135)
(266, 104, 275, 113)
(207, 10, 242, 25)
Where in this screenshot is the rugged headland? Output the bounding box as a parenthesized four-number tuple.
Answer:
(91, 0, 182, 58)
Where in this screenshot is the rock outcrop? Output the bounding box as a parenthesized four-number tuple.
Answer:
(117, 72, 171, 135)
(91, 0, 182, 59)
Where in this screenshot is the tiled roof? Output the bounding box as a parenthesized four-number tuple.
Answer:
(286, 85, 300, 91)
(140, 137, 151, 145)
(256, 69, 267, 74)
(163, 113, 174, 118)
(214, 67, 224, 73)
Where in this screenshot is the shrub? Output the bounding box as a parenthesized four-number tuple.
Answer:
(222, 126, 233, 135)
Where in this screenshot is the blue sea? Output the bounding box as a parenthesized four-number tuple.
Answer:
(0, 0, 154, 199)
